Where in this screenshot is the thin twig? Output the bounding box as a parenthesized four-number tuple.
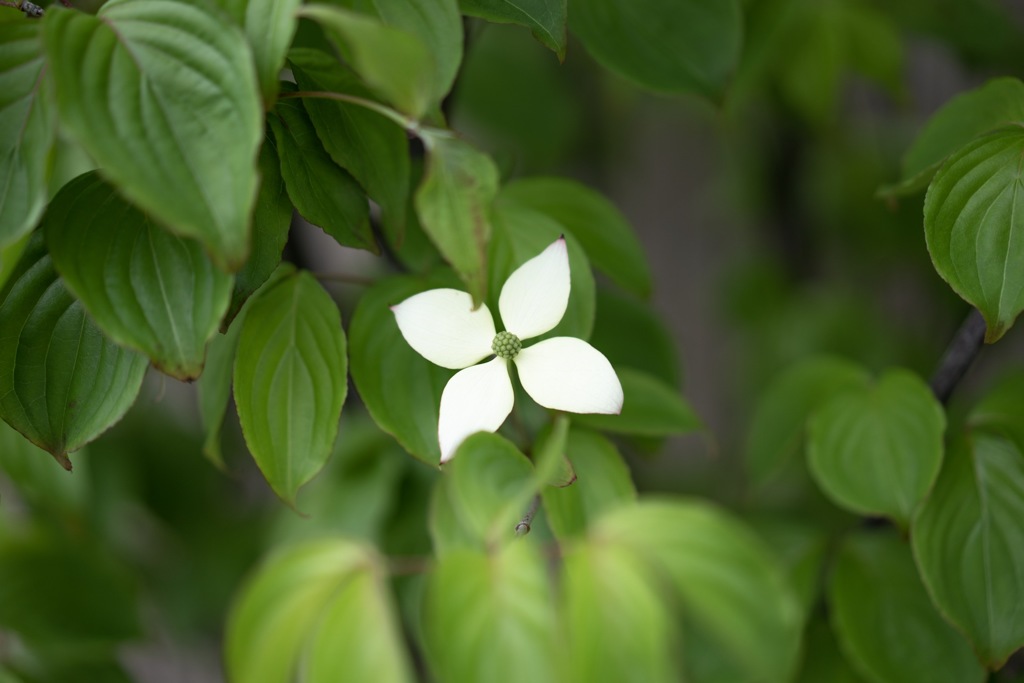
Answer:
(515, 496, 540, 537)
(929, 308, 987, 404)
(1, 0, 43, 16)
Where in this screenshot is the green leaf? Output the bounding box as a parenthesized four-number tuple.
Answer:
(924, 126, 1024, 342)
(299, 4, 436, 119)
(885, 77, 1024, 197)
(349, 273, 456, 464)
(746, 356, 871, 486)
(43, 0, 262, 270)
(572, 367, 701, 436)
(912, 431, 1024, 668)
(829, 531, 986, 683)
(226, 539, 413, 683)
(591, 285, 680, 385)
(796, 615, 869, 683)
(598, 500, 803, 682)
(45, 172, 232, 380)
(0, 234, 148, 469)
(501, 177, 651, 297)
(289, 48, 410, 238)
(416, 132, 500, 305)
(233, 271, 348, 504)
(562, 537, 681, 683)
(807, 369, 945, 525)
(0, 19, 54, 247)
(489, 198, 594, 339)
(0, 231, 30, 293)
(0, 420, 87, 514)
(460, 0, 567, 60)
(966, 370, 1024, 453)
(541, 427, 636, 540)
(570, 0, 741, 99)
(243, 0, 302, 107)
(270, 88, 375, 253)
(750, 518, 828, 620)
(422, 542, 558, 683)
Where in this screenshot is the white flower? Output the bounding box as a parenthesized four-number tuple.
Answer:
(391, 237, 624, 463)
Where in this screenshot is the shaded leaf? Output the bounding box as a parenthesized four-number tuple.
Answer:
(460, 0, 567, 59)
(572, 367, 701, 437)
(591, 285, 680, 385)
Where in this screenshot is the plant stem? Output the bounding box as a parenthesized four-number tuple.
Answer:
(280, 90, 416, 133)
(515, 496, 540, 537)
(929, 308, 987, 404)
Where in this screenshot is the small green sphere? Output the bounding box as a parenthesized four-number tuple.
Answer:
(491, 331, 522, 360)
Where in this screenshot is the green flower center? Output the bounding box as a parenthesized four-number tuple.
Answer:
(491, 331, 522, 360)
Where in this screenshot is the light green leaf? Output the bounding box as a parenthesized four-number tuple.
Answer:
(807, 369, 945, 525)
(924, 126, 1024, 342)
(422, 542, 558, 683)
(912, 431, 1024, 668)
(45, 172, 232, 380)
(572, 367, 701, 437)
(0, 234, 148, 470)
(289, 48, 410, 238)
(299, 3, 436, 119)
(417, 132, 500, 305)
(830, 531, 985, 683)
(501, 177, 651, 296)
(598, 500, 803, 682)
(541, 427, 636, 540)
(746, 356, 870, 485)
(460, 0, 567, 60)
(0, 19, 54, 247)
(233, 271, 348, 504)
(570, 0, 741, 98)
(43, 0, 262, 270)
(269, 88, 375, 253)
(226, 539, 412, 683)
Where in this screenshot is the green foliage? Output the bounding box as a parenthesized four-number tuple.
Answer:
(460, 0, 567, 59)
(217, 0, 301, 108)
(572, 367, 702, 436)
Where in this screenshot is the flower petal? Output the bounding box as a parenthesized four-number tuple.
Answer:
(514, 337, 623, 414)
(438, 358, 514, 462)
(498, 237, 570, 340)
(391, 288, 495, 369)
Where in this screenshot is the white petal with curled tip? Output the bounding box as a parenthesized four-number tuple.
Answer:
(514, 337, 624, 414)
(391, 289, 496, 369)
(438, 358, 515, 462)
(498, 237, 570, 340)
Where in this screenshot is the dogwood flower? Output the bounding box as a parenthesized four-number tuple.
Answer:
(391, 237, 624, 463)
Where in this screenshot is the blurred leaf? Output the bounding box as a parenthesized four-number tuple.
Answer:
(422, 542, 558, 683)
(570, 0, 741, 99)
(796, 615, 868, 683)
(43, 0, 262, 270)
(460, 0, 567, 59)
(226, 539, 412, 683)
(300, 3, 436, 119)
(501, 177, 652, 297)
(0, 420, 87, 514)
(598, 500, 803, 682)
(924, 126, 1024, 342)
(269, 87, 375, 253)
(289, 48, 410, 238)
(0, 234, 148, 469)
(233, 271, 348, 504)
(417, 132, 500, 305)
(884, 77, 1024, 197)
(750, 518, 827, 620)
(489, 199, 595, 339)
(967, 370, 1024, 453)
(572, 367, 701, 437)
(0, 19, 53, 248)
(0, 231, 30, 293)
(912, 431, 1024, 668)
(541, 427, 635, 540)
(5, 652, 133, 683)
(746, 356, 870, 486)
(45, 172, 232, 380)
(806, 369, 945, 525)
(591, 286, 680, 386)
(829, 531, 985, 683)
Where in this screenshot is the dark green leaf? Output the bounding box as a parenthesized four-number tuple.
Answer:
(570, 0, 741, 98)
(460, 0, 567, 59)
(0, 420, 87, 513)
(43, 0, 263, 270)
(807, 369, 945, 525)
(233, 271, 348, 504)
(244, 0, 302, 107)
(269, 90, 375, 253)
(924, 126, 1024, 342)
(796, 615, 868, 683)
(501, 177, 651, 296)
(45, 172, 232, 380)
(967, 370, 1024, 453)
(0, 19, 53, 247)
(750, 518, 828, 620)
(912, 431, 1024, 668)
(829, 531, 985, 683)
(591, 286, 679, 386)
(572, 367, 700, 437)
(0, 232, 30, 292)
(0, 234, 148, 469)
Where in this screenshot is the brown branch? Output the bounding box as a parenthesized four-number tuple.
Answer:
(929, 308, 987, 404)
